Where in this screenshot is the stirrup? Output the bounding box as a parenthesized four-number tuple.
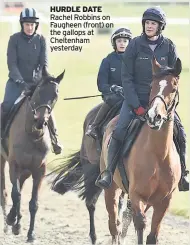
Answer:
(85, 126, 98, 139)
(95, 170, 113, 189)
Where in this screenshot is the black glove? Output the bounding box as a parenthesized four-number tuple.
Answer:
(110, 85, 124, 95)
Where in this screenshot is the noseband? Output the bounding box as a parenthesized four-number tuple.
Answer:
(148, 90, 179, 122)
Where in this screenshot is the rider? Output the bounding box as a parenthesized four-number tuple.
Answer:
(1, 8, 63, 155)
(86, 27, 132, 139)
(96, 6, 189, 191)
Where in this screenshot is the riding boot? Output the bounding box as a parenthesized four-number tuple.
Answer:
(1, 108, 8, 139)
(177, 135, 189, 191)
(174, 115, 189, 191)
(86, 103, 110, 139)
(96, 136, 121, 189)
(48, 113, 63, 155)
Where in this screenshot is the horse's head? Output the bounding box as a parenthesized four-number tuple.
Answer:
(146, 58, 181, 130)
(29, 70, 65, 129)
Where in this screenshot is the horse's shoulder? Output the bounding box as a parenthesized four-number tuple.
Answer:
(106, 115, 119, 134)
(85, 103, 103, 120)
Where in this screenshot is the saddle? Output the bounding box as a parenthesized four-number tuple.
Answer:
(97, 100, 122, 141)
(118, 117, 145, 192)
(90, 101, 122, 154)
(1, 93, 27, 140)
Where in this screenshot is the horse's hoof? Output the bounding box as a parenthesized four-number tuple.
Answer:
(90, 233, 97, 244)
(27, 234, 35, 243)
(4, 225, 8, 234)
(12, 223, 21, 235)
(6, 213, 16, 226)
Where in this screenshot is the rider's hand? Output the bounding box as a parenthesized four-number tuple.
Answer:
(110, 85, 123, 95)
(134, 106, 146, 116)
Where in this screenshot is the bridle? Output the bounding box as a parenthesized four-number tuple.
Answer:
(27, 81, 58, 118)
(147, 74, 179, 122)
(29, 103, 52, 116)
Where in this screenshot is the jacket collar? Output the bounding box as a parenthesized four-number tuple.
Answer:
(21, 31, 36, 41)
(140, 34, 164, 48)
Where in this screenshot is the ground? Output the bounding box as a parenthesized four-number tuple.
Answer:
(0, 167, 189, 245)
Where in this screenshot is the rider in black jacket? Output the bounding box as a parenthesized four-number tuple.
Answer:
(97, 6, 189, 192)
(1, 8, 62, 154)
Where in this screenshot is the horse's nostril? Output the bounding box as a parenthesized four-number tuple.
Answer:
(155, 114, 161, 121)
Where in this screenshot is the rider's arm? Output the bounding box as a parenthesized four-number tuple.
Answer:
(97, 58, 111, 94)
(40, 35, 48, 70)
(7, 35, 23, 82)
(121, 38, 141, 109)
(168, 39, 178, 68)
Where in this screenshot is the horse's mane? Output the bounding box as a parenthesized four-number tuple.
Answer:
(41, 75, 57, 85)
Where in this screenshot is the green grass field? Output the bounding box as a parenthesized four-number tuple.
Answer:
(77, 2, 189, 18)
(0, 3, 189, 218)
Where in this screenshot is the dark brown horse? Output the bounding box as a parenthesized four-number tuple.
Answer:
(73, 58, 182, 245)
(50, 103, 133, 244)
(0, 70, 64, 242)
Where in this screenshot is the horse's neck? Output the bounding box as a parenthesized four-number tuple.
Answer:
(24, 99, 45, 140)
(147, 120, 174, 159)
(24, 99, 35, 132)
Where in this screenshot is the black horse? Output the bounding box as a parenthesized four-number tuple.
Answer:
(1, 70, 65, 242)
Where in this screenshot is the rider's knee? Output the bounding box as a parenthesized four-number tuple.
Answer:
(112, 128, 126, 142)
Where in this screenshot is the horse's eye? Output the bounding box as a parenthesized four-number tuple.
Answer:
(172, 88, 177, 93)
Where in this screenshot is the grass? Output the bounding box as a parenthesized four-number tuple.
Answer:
(0, 4, 189, 218)
(101, 2, 189, 18)
(69, 2, 189, 18)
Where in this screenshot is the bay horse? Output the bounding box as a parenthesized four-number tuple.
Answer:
(0, 70, 64, 242)
(50, 104, 132, 244)
(64, 58, 182, 245)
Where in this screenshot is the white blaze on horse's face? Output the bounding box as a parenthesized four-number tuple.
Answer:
(147, 80, 168, 128)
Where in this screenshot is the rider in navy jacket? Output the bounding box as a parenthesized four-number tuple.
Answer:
(86, 27, 132, 138)
(96, 6, 189, 192)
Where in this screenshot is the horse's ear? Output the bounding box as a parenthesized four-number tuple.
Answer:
(152, 58, 161, 75)
(56, 70, 65, 84)
(173, 58, 182, 77)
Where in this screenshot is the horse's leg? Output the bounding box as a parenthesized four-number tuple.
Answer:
(27, 164, 46, 242)
(146, 197, 171, 245)
(104, 181, 122, 245)
(6, 162, 21, 227)
(0, 156, 8, 233)
(86, 189, 102, 245)
(118, 191, 125, 220)
(130, 191, 147, 245)
(12, 170, 31, 235)
(121, 198, 133, 242)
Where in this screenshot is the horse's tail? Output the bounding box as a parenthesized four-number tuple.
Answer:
(74, 162, 102, 205)
(49, 151, 83, 195)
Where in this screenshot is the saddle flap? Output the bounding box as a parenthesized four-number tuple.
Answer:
(122, 118, 144, 157)
(14, 92, 26, 104)
(2, 95, 27, 139)
(117, 118, 145, 192)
